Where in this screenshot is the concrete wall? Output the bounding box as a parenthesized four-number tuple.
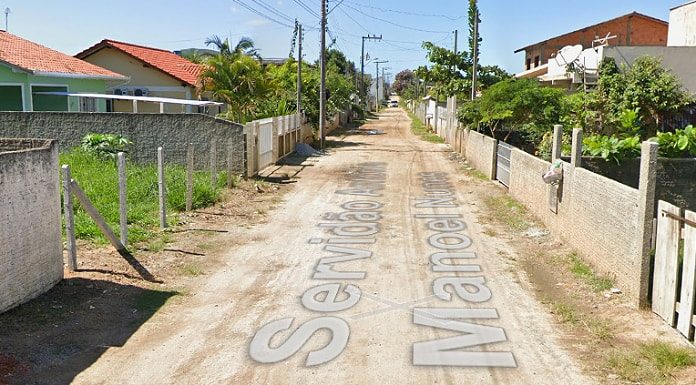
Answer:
(464, 130, 497, 179)
(508, 148, 646, 300)
(0, 139, 63, 313)
(0, 112, 245, 172)
(668, 2, 696, 46)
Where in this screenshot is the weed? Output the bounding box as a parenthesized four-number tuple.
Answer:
(582, 317, 615, 342)
(608, 341, 696, 385)
(551, 302, 580, 325)
(178, 264, 203, 277)
(484, 196, 529, 231)
(462, 166, 488, 181)
(567, 252, 615, 292)
(406, 110, 445, 143)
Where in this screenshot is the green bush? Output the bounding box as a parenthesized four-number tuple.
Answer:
(582, 134, 641, 164)
(80, 133, 132, 159)
(654, 125, 696, 158)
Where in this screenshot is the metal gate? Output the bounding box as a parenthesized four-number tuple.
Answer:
(496, 141, 511, 187)
(257, 118, 274, 170)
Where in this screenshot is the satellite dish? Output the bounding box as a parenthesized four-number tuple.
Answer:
(554, 45, 583, 66)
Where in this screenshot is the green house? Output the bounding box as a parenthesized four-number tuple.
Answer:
(0, 31, 127, 112)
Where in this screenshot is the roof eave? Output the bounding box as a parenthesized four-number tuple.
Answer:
(32, 71, 129, 81)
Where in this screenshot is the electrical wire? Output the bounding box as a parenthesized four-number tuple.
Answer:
(293, 0, 321, 19)
(342, 4, 451, 34)
(233, 0, 295, 28)
(345, 0, 465, 21)
(250, 0, 295, 24)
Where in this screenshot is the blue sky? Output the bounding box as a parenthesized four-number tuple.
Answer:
(4, 0, 688, 79)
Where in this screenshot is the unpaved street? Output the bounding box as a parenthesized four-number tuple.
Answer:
(72, 109, 594, 385)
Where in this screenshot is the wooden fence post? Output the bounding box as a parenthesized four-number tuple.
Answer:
(210, 139, 217, 188)
(71, 180, 126, 252)
(117, 152, 128, 248)
(158, 147, 167, 229)
(186, 143, 194, 211)
(61, 165, 77, 271)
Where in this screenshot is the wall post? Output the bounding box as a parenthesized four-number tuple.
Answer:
(117, 152, 128, 248)
(570, 128, 583, 168)
(637, 141, 658, 307)
(552, 124, 563, 160)
(61, 165, 77, 271)
(272, 117, 280, 162)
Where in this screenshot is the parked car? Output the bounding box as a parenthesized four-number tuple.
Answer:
(389, 100, 399, 107)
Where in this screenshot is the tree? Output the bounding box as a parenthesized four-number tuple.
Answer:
(204, 35, 260, 59)
(459, 78, 565, 141)
(392, 70, 415, 95)
(419, 42, 471, 100)
(597, 56, 692, 137)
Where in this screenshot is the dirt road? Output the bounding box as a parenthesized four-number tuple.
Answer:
(72, 109, 595, 385)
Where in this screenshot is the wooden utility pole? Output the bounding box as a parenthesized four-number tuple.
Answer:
(471, 12, 479, 100)
(375, 60, 388, 112)
(297, 22, 303, 115)
(319, 0, 327, 150)
(361, 34, 382, 109)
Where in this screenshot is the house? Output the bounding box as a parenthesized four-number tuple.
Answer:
(76, 39, 211, 113)
(668, 1, 696, 46)
(514, 12, 668, 74)
(0, 31, 127, 112)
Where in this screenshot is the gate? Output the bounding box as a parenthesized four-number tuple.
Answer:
(652, 200, 696, 341)
(496, 141, 511, 187)
(257, 118, 274, 170)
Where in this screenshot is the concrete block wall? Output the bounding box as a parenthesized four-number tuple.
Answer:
(465, 131, 497, 179)
(0, 112, 245, 172)
(0, 139, 63, 313)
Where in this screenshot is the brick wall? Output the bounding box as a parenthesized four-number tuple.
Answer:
(0, 139, 63, 313)
(0, 112, 246, 172)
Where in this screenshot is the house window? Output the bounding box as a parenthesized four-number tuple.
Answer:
(526, 58, 532, 70)
(31, 85, 68, 111)
(0, 85, 23, 111)
(106, 100, 114, 112)
(80, 97, 97, 112)
(534, 55, 540, 68)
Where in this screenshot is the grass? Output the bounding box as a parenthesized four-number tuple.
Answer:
(406, 110, 445, 143)
(484, 195, 530, 231)
(550, 300, 616, 342)
(567, 252, 615, 292)
(462, 166, 488, 181)
(608, 341, 696, 385)
(61, 149, 234, 246)
(178, 264, 203, 277)
(551, 302, 580, 325)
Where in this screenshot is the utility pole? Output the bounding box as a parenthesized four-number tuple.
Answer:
(471, 12, 479, 100)
(319, 0, 327, 150)
(361, 34, 382, 109)
(375, 60, 388, 112)
(453, 29, 458, 54)
(296, 22, 303, 115)
(4, 8, 10, 32)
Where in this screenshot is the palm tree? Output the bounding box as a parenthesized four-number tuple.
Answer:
(204, 35, 260, 60)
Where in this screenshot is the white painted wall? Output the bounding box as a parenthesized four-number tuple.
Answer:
(668, 2, 696, 46)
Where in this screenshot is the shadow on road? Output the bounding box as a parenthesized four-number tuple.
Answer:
(0, 278, 177, 385)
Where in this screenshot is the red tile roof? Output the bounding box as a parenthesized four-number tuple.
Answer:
(0, 31, 127, 79)
(76, 39, 202, 87)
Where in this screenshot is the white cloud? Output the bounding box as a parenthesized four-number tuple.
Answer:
(245, 18, 271, 28)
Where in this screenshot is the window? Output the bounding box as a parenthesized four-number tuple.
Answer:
(0, 85, 23, 111)
(31, 85, 68, 111)
(534, 56, 540, 68)
(526, 58, 532, 70)
(80, 97, 97, 112)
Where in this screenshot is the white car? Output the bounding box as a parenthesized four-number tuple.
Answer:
(389, 100, 399, 108)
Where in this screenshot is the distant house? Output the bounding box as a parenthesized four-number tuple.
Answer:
(0, 31, 127, 112)
(76, 40, 211, 113)
(514, 12, 668, 75)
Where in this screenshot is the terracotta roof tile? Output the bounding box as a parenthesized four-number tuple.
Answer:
(0, 31, 127, 79)
(77, 40, 201, 86)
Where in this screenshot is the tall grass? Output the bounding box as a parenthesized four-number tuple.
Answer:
(60, 149, 231, 245)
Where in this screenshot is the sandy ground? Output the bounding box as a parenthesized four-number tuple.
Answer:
(70, 109, 595, 385)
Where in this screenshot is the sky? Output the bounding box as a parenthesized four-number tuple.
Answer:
(3, 0, 689, 80)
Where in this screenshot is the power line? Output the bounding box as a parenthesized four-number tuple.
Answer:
(342, 4, 450, 34)
(345, 0, 465, 21)
(233, 0, 295, 28)
(327, 0, 347, 15)
(250, 0, 295, 23)
(293, 0, 320, 19)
